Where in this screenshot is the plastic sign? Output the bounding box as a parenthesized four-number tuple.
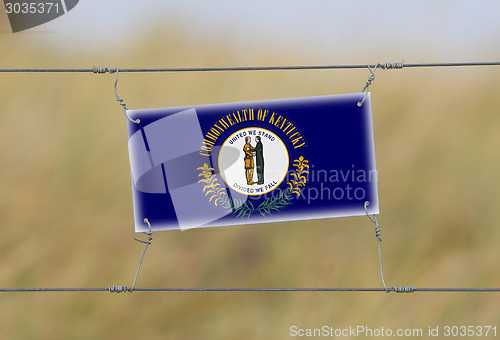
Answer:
(126, 93, 379, 232)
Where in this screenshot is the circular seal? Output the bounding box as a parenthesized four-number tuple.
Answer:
(218, 127, 289, 196)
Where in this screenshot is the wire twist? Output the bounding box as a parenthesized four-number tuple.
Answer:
(364, 201, 388, 292)
(380, 61, 404, 69)
(364, 201, 382, 242)
(391, 286, 415, 293)
(107, 219, 153, 294)
(108, 286, 129, 293)
(92, 67, 114, 74)
(357, 64, 378, 106)
(364, 202, 416, 294)
(113, 68, 140, 124)
(357, 61, 404, 106)
(93, 66, 139, 124)
(129, 218, 153, 292)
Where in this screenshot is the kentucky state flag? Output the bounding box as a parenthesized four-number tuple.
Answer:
(127, 93, 379, 232)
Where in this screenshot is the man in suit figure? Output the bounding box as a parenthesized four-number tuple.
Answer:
(243, 136, 255, 185)
(253, 136, 264, 185)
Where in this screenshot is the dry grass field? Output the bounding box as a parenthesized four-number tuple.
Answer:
(0, 15, 499, 340)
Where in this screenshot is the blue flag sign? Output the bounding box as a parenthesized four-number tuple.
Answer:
(127, 93, 379, 232)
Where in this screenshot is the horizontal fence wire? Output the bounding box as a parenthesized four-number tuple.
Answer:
(0, 287, 499, 293)
(0, 62, 499, 73)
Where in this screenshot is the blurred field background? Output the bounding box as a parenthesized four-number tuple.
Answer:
(0, 2, 500, 339)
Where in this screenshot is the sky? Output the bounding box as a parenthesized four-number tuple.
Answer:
(2, 0, 500, 62)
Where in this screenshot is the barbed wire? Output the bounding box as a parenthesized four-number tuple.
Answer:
(0, 287, 498, 293)
(0, 61, 499, 73)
